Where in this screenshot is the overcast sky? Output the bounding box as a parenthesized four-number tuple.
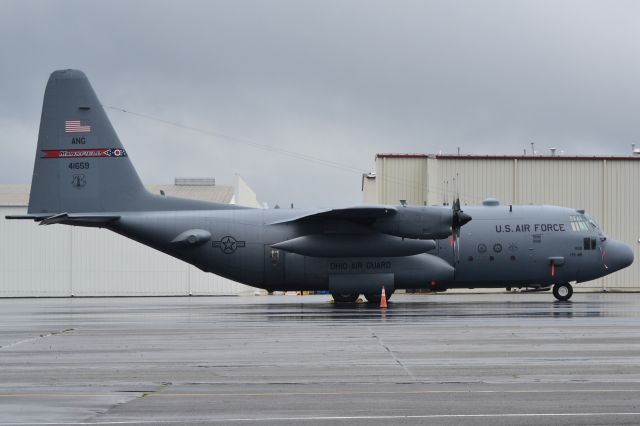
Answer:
(1, 0, 639, 207)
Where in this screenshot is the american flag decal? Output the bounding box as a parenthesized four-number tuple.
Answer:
(65, 120, 91, 133)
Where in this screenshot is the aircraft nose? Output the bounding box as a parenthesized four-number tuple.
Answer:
(605, 240, 634, 272)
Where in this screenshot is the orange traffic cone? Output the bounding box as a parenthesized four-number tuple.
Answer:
(380, 286, 388, 309)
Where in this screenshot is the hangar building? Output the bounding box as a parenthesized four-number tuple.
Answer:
(363, 153, 640, 290)
(0, 177, 261, 297)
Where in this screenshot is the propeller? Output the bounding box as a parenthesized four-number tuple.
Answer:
(451, 196, 472, 264)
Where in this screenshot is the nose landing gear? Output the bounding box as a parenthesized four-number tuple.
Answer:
(553, 282, 573, 301)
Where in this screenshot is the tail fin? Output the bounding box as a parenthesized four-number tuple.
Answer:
(28, 69, 150, 214)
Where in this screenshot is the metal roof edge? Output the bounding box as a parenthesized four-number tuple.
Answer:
(376, 153, 640, 161)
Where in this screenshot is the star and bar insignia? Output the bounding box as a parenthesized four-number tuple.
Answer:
(212, 236, 246, 254)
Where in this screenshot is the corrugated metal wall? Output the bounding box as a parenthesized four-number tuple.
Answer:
(439, 159, 515, 205)
(0, 207, 253, 297)
(374, 156, 640, 290)
(603, 161, 640, 289)
(377, 157, 430, 205)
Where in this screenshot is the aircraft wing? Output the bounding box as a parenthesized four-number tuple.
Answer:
(269, 205, 397, 225)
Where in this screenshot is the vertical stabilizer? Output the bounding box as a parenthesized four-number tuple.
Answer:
(28, 69, 149, 214)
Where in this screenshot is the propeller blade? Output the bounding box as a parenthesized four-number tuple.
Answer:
(450, 196, 471, 264)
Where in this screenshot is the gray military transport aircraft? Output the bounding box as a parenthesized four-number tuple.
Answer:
(7, 70, 634, 303)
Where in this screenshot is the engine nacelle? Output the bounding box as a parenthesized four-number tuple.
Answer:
(272, 233, 436, 257)
(372, 206, 453, 240)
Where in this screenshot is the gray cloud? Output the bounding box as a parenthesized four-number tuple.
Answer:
(2, 0, 639, 207)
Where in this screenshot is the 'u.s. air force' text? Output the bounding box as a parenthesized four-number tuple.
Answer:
(496, 223, 566, 233)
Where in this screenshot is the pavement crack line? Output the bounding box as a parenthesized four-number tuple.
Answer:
(0, 328, 75, 350)
(81, 382, 173, 423)
(368, 327, 416, 381)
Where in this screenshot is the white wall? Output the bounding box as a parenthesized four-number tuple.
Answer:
(233, 174, 263, 208)
(0, 206, 254, 297)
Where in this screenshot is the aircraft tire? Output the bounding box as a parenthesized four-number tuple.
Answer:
(363, 291, 394, 304)
(332, 293, 359, 303)
(553, 283, 573, 301)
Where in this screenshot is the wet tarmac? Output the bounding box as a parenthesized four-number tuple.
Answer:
(1, 293, 640, 425)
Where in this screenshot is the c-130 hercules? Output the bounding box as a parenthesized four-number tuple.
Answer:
(7, 70, 634, 302)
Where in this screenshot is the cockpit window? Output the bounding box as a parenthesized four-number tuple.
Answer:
(587, 218, 600, 231)
(569, 215, 592, 232)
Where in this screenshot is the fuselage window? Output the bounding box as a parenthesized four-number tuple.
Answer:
(583, 237, 597, 250)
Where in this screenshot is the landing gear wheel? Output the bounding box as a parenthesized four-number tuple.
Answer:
(332, 293, 359, 303)
(364, 291, 394, 304)
(553, 283, 573, 301)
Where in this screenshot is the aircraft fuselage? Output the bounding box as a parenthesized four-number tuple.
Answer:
(109, 203, 631, 294)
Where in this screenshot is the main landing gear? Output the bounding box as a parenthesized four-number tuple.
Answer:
(553, 282, 573, 301)
(331, 292, 395, 303)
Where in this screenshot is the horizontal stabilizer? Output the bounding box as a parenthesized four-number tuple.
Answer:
(5, 214, 50, 221)
(42, 212, 120, 226)
(6, 212, 119, 226)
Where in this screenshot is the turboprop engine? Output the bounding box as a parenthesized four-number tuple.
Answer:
(371, 205, 471, 240)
